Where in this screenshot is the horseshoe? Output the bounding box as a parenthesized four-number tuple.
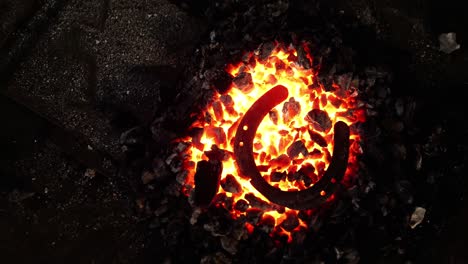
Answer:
(233, 85, 350, 210)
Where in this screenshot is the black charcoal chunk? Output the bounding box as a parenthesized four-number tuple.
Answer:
(270, 171, 286, 182)
(194, 160, 222, 207)
(287, 140, 308, 159)
(305, 109, 332, 132)
(233, 72, 254, 93)
(282, 97, 301, 124)
(308, 130, 327, 147)
(221, 174, 242, 194)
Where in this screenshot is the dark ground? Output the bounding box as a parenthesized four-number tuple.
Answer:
(1, 0, 467, 263)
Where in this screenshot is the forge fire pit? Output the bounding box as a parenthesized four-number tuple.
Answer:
(176, 44, 365, 241)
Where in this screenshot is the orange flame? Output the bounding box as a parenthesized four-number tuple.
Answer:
(180, 43, 364, 240)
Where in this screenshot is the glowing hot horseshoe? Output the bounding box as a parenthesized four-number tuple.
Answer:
(233, 85, 350, 210)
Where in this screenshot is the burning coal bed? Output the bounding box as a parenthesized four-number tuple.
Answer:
(176, 43, 366, 243)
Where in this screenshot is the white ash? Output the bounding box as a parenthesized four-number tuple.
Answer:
(439, 32, 460, 54)
(84, 168, 96, 178)
(409, 207, 426, 229)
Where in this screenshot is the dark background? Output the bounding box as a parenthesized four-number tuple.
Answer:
(1, 0, 467, 263)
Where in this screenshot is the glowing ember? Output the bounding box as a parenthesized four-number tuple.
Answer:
(179, 43, 365, 241)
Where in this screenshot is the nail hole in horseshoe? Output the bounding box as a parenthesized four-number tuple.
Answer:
(243, 125, 248, 131)
(239, 142, 244, 147)
(320, 190, 326, 196)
